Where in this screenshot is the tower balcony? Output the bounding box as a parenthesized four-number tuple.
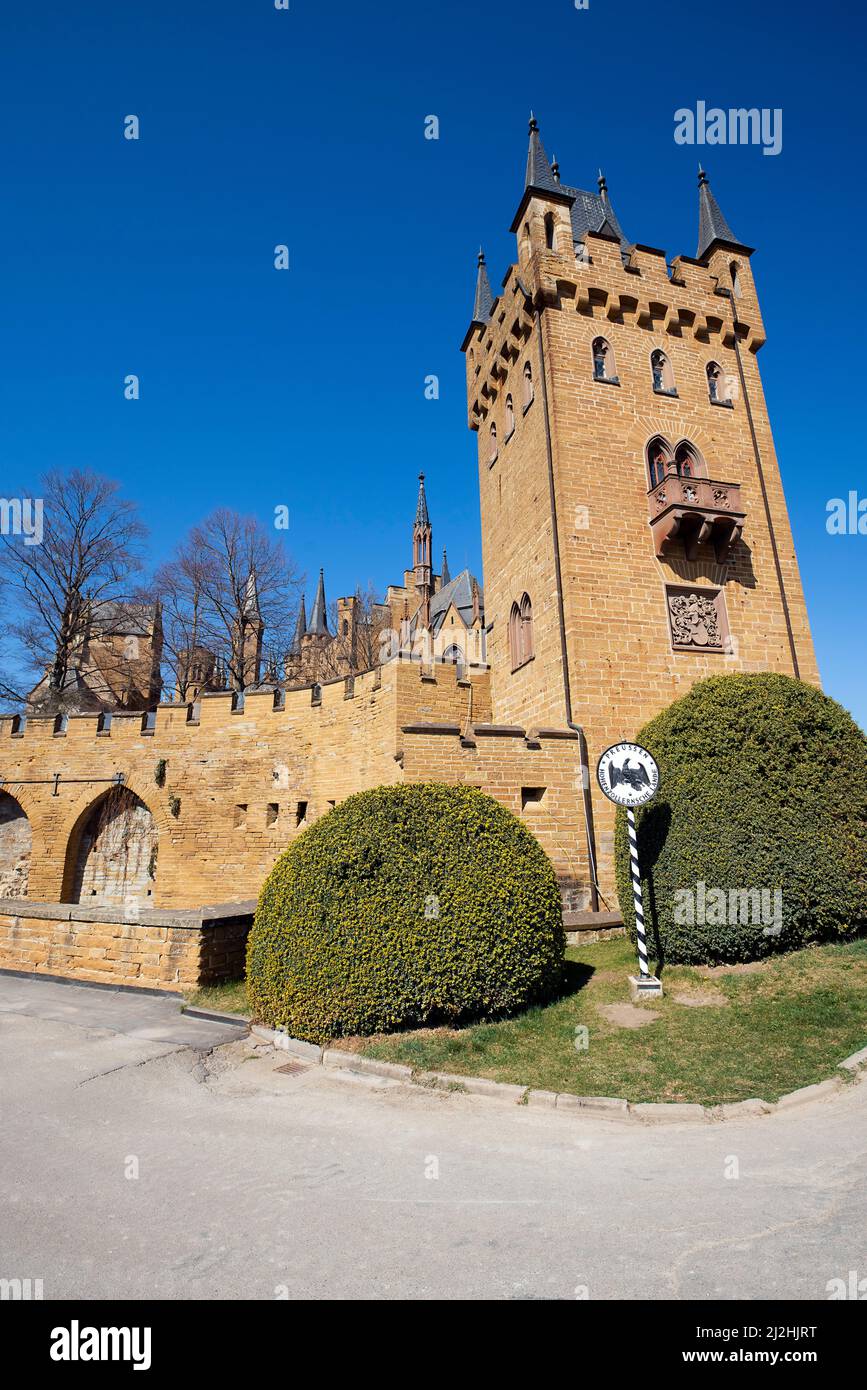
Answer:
(648, 471, 745, 562)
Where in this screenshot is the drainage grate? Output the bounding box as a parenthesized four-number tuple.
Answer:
(274, 1061, 308, 1077)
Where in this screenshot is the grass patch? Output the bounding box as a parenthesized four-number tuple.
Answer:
(352, 937, 867, 1105)
(184, 978, 249, 1017)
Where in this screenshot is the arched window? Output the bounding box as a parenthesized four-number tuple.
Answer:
(730, 262, 742, 297)
(505, 394, 515, 439)
(523, 360, 534, 410)
(592, 337, 616, 382)
(646, 435, 674, 488)
(442, 643, 465, 680)
(342, 619, 349, 636)
(651, 349, 676, 395)
(510, 595, 534, 670)
(520, 593, 534, 662)
(489, 421, 498, 465)
(706, 361, 724, 402)
(509, 603, 522, 670)
(674, 440, 705, 478)
(544, 213, 556, 250)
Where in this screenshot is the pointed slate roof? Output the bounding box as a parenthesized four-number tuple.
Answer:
(423, 568, 483, 636)
(308, 569, 329, 637)
(415, 473, 430, 529)
(289, 596, 307, 656)
(472, 249, 494, 325)
(441, 547, 450, 585)
(525, 113, 560, 194)
(509, 114, 576, 235)
(697, 167, 740, 259)
(242, 569, 260, 618)
(561, 169, 631, 253)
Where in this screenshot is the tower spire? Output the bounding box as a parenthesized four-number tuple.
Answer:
(696, 166, 740, 259)
(412, 474, 433, 630)
(289, 595, 307, 656)
(415, 472, 430, 528)
(308, 569, 329, 637)
(441, 546, 450, 586)
(525, 112, 560, 193)
(472, 248, 494, 325)
(242, 568, 260, 617)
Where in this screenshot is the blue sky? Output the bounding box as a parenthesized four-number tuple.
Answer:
(1, 0, 865, 726)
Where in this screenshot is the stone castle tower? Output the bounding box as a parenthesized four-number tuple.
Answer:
(463, 115, 819, 885)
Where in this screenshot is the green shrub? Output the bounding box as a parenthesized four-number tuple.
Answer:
(614, 674, 867, 964)
(247, 782, 565, 1040)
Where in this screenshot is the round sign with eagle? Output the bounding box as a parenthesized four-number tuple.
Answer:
(597, 742, 660, 807)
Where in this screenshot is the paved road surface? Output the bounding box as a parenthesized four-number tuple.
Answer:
(1, 974, 865, 1300)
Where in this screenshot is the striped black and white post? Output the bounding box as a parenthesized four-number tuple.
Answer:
(626, 806, 650, 978)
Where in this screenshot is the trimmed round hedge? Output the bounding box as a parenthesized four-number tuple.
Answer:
(614, 674, 867, 964)
(247, 782, 566, 1040)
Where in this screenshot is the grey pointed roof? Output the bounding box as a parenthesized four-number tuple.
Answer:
(441, 548, 450, 585)
(415, 474, 430, 529)
(415, 568, 483, 636)
(308, 570, 329, 637)
(697, 168, 739, 258)
(242, 569, 260, 618)
(525, 113, 560, 194)
(289, 596, 307, 655)
(563, 173, 631, 253)
(472, 249, 494, 324)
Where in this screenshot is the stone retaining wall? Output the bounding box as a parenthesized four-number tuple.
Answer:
(0, 898, 254, 992)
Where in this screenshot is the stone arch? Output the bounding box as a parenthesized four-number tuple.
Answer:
(62, 784, 159, 908)
(0, 791, 32, 898)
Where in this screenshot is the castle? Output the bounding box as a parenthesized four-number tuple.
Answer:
(0, 116, 818, 992)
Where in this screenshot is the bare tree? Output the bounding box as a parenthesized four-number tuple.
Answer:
(152, 553, 213, 703)
(317, 583, 390, 679)
(0, 470, 148, 710)
(156, 509, 302, 694)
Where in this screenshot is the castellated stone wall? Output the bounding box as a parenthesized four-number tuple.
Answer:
(0, 659, 591, 987)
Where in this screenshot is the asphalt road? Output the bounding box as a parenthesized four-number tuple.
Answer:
(1, 974, 865, 1301)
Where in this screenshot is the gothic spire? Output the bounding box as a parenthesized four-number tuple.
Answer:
(415, 473, 430, 529)
(289, 595, 307, 656)
(308, 569, 329, 637)
(525, 112, 560, 194)
(697, 167, 740, 259)
(472, 248, 494, 325)
(441, 547, 450, 586)
(242, 569, 261, 618)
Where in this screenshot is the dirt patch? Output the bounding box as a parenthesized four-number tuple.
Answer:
(597, 1003, 660, 1030)
(672, 990, 729, 1008)
(697, 961, 769, 978)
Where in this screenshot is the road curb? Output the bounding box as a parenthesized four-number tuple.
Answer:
(247, 1026, 867, 1121)
(183, 1006, 250, 1030)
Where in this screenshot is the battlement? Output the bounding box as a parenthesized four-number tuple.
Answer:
(466, 244, 764, 428)
(1, 658, 492, 748)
